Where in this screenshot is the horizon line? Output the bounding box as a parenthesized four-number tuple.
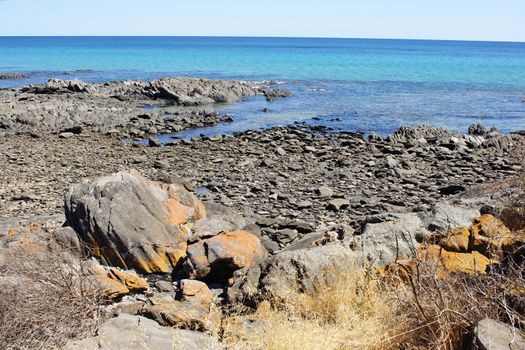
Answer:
(0, 35, 524, 44)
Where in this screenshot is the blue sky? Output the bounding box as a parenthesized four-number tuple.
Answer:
(0, 0, 524, 41)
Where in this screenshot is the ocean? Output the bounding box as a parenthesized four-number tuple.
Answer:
(1, 36, 525, 136)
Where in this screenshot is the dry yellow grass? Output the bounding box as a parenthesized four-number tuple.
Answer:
(229, 269, 414, 350)
(227, 255, 525, 350)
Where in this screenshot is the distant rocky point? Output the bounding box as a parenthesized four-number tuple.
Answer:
(0, 72, 28, 80)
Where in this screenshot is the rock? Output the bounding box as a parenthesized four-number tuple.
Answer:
(64, 314, 220, 350)
(470, 215, 516, 252)
(474, 318, 525, 350)
(50, 226, 81, 251)
(190, 202, 244, 242)
(261, 89, 293, 102)
(148, 138, 161, 147)
(180, 279, 214, 305)
(356, 203, 479, 267)
(65, 171, 205, 273)
(327, 199, 350, 211)
(228, 240, 362, 303)
(155, 280, 175, 292)
(141, 293, 221, 334)
(420, 244, 492, 275)
(82, 258, 149, 299)
(315, 186, 334, 198)
(0, 73, 28, 80)
(184, 230, 268, 281)
(59, 132, 75, 139)
(468, 123, 487, 136)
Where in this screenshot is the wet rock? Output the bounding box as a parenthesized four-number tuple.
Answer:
(261, 89, 293, 102)
(64, 314, 220, 350)
(65, 171, 204, 273)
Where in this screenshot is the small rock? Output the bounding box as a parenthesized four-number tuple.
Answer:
(327, 199, 351, 211)
(148, 137, 161, 147)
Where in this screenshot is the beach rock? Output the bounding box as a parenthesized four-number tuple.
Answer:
(65, 171, 205, 273)
(147, 78, 257, 105)
(468, 123, 487, 136)
(474, 318, 525, 350)
(0, 73, 28, 80)
(82, 258, 149, 299)
(184, 230, 268, 281)
(228, 240, 362, 303)
(356, 203, 479, 267)
(261, 89, 293, 102)
(180, 279, 214, 305)
(64, 314, 220, 350)
(141, 293, 221, 334)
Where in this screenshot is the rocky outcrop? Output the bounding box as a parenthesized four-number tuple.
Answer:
(0, 73, 28, 80)
(65, 171, 205, 273)
(261, 89, 293, 102)
(474, 319, 525, 350)
(355, 203, 479, 267)
(82, 258, 149, 299)
(228, 240, 361, 304)
(0, 77, 259, 135)
(64, 314, 221, 350)
(141, 293, 221, 334)
(184, 230, 268, 281)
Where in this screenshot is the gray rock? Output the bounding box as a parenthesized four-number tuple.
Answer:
(315, 186, 334, 198)
(64, 171, 205, 273)
(355, 202, 479, 266)
(327, 199, 350, 211)
(0, 73, 28, 80)
(228, 240, 362, 303)
(64, 314, 220, 350)
(183, 230, 268, 281)
(474, 319, 525, 350)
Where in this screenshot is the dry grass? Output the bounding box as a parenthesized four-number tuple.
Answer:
(228, 256, 525, 350)
(228, 269, 414, 350)
(0, 245, 105, 350)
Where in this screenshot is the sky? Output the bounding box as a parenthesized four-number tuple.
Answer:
(0, 0, 524, 42)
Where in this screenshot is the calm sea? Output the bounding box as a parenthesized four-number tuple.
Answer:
(1, 36, 524, 136)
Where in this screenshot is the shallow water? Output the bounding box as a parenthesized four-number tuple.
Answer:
(1, 36, 524, 135)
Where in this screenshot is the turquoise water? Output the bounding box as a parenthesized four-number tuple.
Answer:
(1, 36, 525, 134)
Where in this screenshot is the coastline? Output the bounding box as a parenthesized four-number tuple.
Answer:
(1, 76, 525, 349)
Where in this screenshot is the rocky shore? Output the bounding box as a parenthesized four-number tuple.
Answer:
(0, 77, 289, 137)
(1, 77, 524, 349)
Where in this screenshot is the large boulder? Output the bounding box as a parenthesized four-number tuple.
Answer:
(474, 319, 525, 350)
(64, 314, 221, 350)
(65, 171, 205, 273)
(356, 202, 479, 266)
(184, 230, 268, 281)
(228, 240, 362, 304)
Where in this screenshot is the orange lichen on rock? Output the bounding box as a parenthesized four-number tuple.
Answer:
(421, 244, 493, 275)
(163, 199, 193, 225)
(108, 268, 149, 292)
